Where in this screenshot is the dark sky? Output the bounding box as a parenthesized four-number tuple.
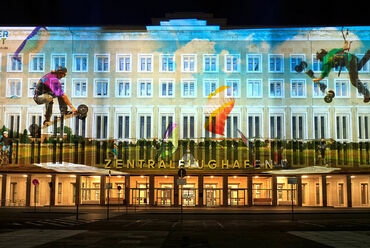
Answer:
(1, 0, 369, 27)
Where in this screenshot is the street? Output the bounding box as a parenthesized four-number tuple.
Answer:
(1, 207, 370, 247)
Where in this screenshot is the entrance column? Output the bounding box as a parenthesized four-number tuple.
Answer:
(100, 175, 106, 206)
(346, 175, 352, 207)
(149, 175, 155, 206)
(49, 174, 56, 206)
(1, 174, 6, 206)
(174, 175, 179, 207)
(76, 175, 81, 205)
(26, 175, 31, 207)
(198, 175, 204, 207)
(247, 176, 252, 206)
(125, 175, 130, 205)
(223, 175, 228, 207)
(272, 176, 277, 206)
(322, 175, 327, 207)
(297, 175, 302, 206)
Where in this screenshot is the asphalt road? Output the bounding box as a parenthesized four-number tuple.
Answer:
(1, 208, 370, 247)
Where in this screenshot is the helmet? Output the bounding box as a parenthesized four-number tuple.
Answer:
(56, 66, 67, 74)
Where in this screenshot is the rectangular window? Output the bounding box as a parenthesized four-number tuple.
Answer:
(160, 55, 175, 72)
(246, 54, 262, 72)
(358, 115, 369, 140)
(7, 114, 20, 137)
(160, 79, 174, 97)
(182, 79, 196, 97)
(74, 117, 86, 137)
(312, 54, 323, 72)
(291, 79, 305, 97)
(313, 79, 328, 97)
(225, 54, 240, 72)
(183, 115, 195, 139)
(225, 79, 240, 97)
(138, 55, 153, 72)
(138, 79, 152, 97)
(160, 115, 174, 139)
(116, 79, 130, 97)
(139, 115, 151, 139)
(361, 183, 369, 205)
(290, 55, 305, 72)
(8, 54, 23, 72)
(358, 54, 370, 72)
(95, 79, 109, 97)
(73, 54, 88, 72)
(292, 114, 305, 139)
(205, 116, 216, 138)
(357, 80, 369, 97)
(269, 79, 283, 97)
(247, 79, 262, 97)
(225, 116, 239, 138)
(28, 79, 38, 97)
(95, 54, 109, 72)
(29, 114, 42, 131)
(203, 55, 218, 72)
(338, 183, 344, 205)
(270, 114, 284, 139)
(117, 54, 131, 72)
(58, 182, 62, 204)
(117, 115, 130, 139)
(10, 183, 17, 203)
(248, 115, 261, 138)
(335, 80, 349, 97)
(51, 54, 66, 70)
(316, 183, 320, 205)
(73, 79, 87, 97)
(204, 79, 217, 97)
(314, 114, 327, 139)
(7, 78, 22, 97)
(29, 54, 44, 72)
(269, 54, 284, 72)
(336, 115, 350, 140)
(182, 55, 196, 72)
(96, 115, 108, 139)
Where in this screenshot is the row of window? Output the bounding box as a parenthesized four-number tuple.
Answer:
(2, 53, 370, 73)
(3, 77, 369, 98)
(4, 112, 370, 141)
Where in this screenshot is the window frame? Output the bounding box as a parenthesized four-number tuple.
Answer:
(93, 78, 110, 97)
(94, 54, 110, 72)
(29, 53, 45, 72)
(116, 54, 132, 72)
(115, 78, 131, 98)
(72, 53, 89, 72)
(72, 78, 88, 98)
(268, 54, 284, 73)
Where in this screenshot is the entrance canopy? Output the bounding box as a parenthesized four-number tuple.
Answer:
(33, 162, 128, 176)
(264, 166, 341, 175)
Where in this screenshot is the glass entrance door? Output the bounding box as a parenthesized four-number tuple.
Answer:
(182, 188, 196, 206)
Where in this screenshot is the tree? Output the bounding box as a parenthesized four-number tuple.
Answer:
(20, 129, 31, 143)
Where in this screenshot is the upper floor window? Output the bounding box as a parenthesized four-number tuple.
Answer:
(203, 54, 218, 72)
(73, 54, 88, 72)
(290, 54, 305, 72)
(291, 79, 306, 97)
(117, 54, 131, 72)
(95, 54, 109, 72)
(269, 54, 284, 72)
(246, 54, 262, 72)
(28, 78, 38, 97)
(51, 54, 66, 70)
(335, 79, 349, 97)
(203, 79, 218, 97)
(312, 54, 323, 73)
(358, 114, 370, 140)
(269, 79, 284, 98)
(94, 79, 109, 97)
(160, 54, 175, 72)
(358, 53, 370, 73)
(72, 79, 88, 97)
(160, 79, 174, 97)
(138, 54, 153, 72)
(181, 79, 196, 97)
(357, 80, 369, 98)
(225, 79, 240, 98)
(336, 114, 350, 140)
(247, 79, 262, 97)
(225, 54, 240, 72)
(313, 79, 328, 97)
(182, 55, 196, 72)
(29, 54, 44, 72)
(7, 78, 22, 97)
(8, 54, 23, 72)
(116, 79, 131, 97)
(138, 79, 152, 97)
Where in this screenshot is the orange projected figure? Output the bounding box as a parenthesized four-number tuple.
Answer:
(204, 86, 235, 136)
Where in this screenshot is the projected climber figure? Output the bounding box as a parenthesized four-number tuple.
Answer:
(33, 66, 77, 126)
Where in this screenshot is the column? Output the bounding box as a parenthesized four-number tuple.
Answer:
(297, 175, 302, 207)
(1, 174, 6, 206)
(272, 176, 277, 206)
(347, 175, 352, 208)
(322, 175, 327, 207)
(100, 175, 106, 206)
(125, 175, 130, 205)
(49, 174, 56, 206)
(26, 175, 31, 207)
(247, 176, 252, 206)
(174, 175, 179, 207)
(198, 175, 204, 207)
(149, 175, 155, 206)
(223, 175, 228, 207)
(76, 175, 81, 205)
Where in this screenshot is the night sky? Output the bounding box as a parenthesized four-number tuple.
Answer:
(1, 0, 369, 27)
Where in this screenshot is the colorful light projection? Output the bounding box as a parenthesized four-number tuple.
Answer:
(14, 27, 49, 63)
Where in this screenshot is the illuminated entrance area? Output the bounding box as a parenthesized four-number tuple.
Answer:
(276, 177, 297, 206)
(301, 175, 322, 207)
(203, 176, 223, 207)
(180, 176, 198, 207)
(130, 176, 149, 206)
(228, 176, 248, 206)
(326, 175, 347, 207)
(81, 176, 101, 204)
(154, 176, 174, 206)
(252, 176, 272, 205)
(351, 175, 370, 207)
(105, 176, 125, 205)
